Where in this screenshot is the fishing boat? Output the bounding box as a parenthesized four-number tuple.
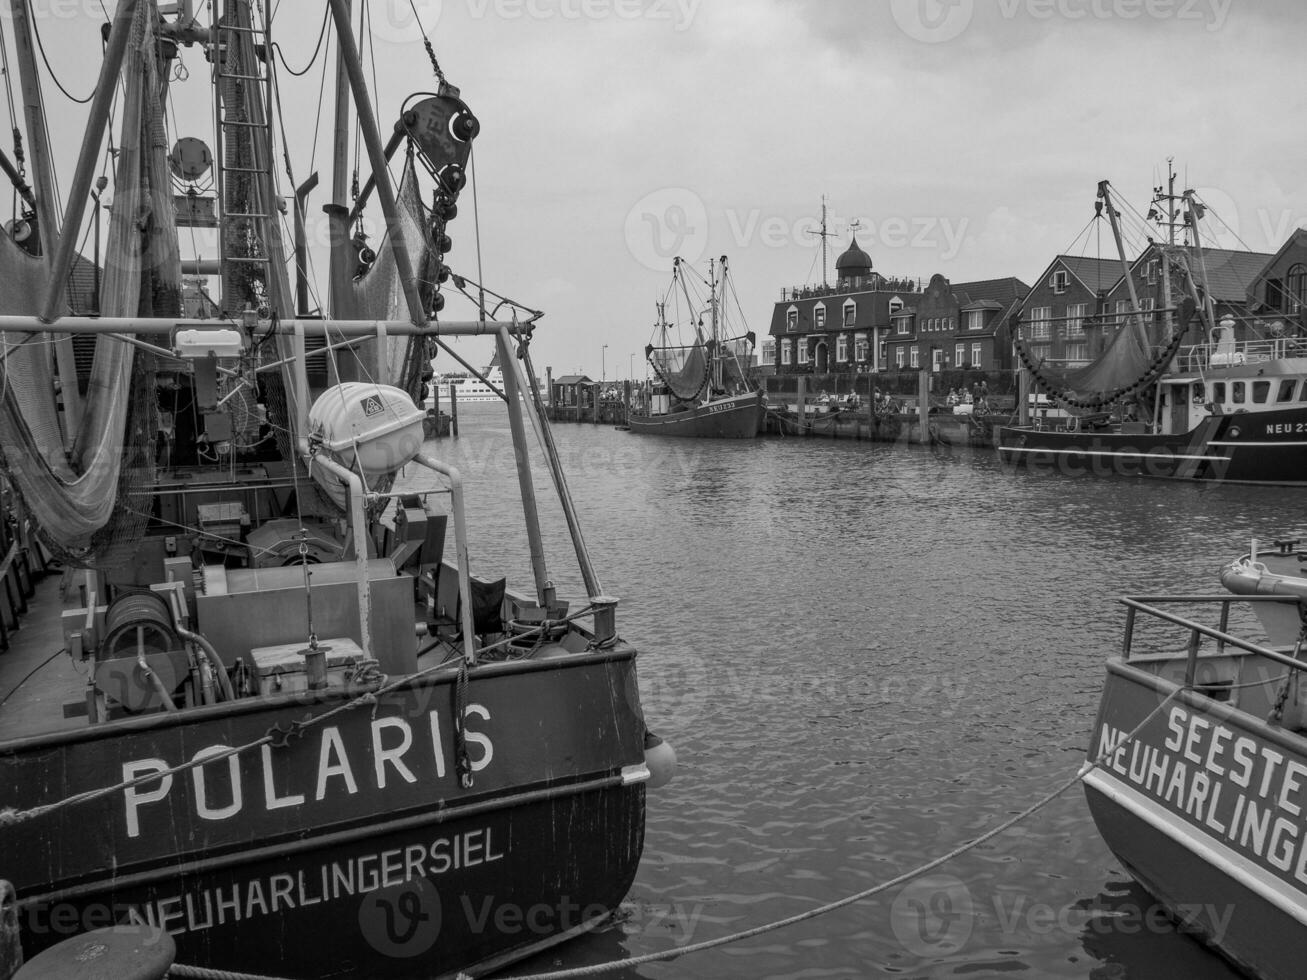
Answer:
(1083, 584, 1307, 980)
(627, 255, 763, 439)
(996, 178, 1307, 484)
(0, 2, 671, 977)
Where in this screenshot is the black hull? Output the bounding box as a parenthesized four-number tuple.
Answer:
(3, 652, 648, 978)
(995, 406, 1307, 484)
(627, 391, 762, 438)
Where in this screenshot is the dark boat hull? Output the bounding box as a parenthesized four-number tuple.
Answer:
(627, 391, 762, 438)
(995, 406, 1307, 484)
(1084, 661, 1307, 980)
(3, 651, 648, 978)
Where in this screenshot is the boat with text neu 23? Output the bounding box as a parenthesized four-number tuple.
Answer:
(0, 2, 673, 977)
(1083, 554, 1307, 979)
(996, 178, 1307, 484)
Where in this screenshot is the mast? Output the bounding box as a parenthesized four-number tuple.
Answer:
(1098, 180, 1144, 325)
(9, 0, 82, 439)
(709, 256, 721, 393)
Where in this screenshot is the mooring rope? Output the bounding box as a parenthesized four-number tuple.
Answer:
(163, 684, 1187, 980)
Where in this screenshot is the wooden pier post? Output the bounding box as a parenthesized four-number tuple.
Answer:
(918, 368, 930, 444)
(1018, 368, 1031, 426)
(796, 377, 807, 437)
(450, 386, 459, 438)
(546, 367, 553, 409)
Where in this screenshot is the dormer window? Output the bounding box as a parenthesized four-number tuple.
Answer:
(813, 304, 826, 330)
(843, 300, 856, 327)
(786, 306, 798, 331)
(1051, 269, 1069, 294)
(888, 296, 904, 315)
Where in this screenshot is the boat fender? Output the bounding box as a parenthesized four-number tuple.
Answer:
(643, 730, 677, 789)
(13, 926, 175, 980)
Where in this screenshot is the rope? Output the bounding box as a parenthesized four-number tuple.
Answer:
(0, 604, 598, 828)
(499, 684, 1187, 980)
(159, 684, 1188, 980)
(271, 6, 329, 76)
(28, 0, 94, 103)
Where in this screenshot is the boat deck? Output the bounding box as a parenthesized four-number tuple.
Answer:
(0, 568, 96, 743)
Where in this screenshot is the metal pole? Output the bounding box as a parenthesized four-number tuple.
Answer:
(495, 326, 556, 604)
(327, 0, 427, 328)
(294, 172, 320, 316)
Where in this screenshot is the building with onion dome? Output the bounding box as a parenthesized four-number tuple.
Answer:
(765, 236, 925, 375)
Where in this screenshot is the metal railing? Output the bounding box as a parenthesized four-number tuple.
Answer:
(1119, 595, 1304, 689)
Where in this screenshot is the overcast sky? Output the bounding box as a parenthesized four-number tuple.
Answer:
(19, 0, 1307, 380)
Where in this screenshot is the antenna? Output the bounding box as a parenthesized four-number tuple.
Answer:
(805, 194, 840, 287)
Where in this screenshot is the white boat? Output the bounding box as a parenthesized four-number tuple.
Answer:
(434, 362, 511, 403)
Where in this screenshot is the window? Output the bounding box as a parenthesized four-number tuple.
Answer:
(895, 347, 906, 369)
(1213, 382, 1226, 403)
(1232, 381, 1245, 404)
(1280, 379, 1300, 403)
(1051, 269, 1069, 294)
(1287, 264, 1307, 312)
(888, 297, 904, 315)
(843, 300, 856, 327)
(896, 315, 910, 336)
(786, 307, 798, 331)
(798, 342, 808, 365)
(855, 332, 868, 361)
(813, 304, 826, 330)
(1064, 342, 1089, 364)
(970, 343, 982, 368)
(1144, 259, 1160, 285)
(967, 310, 984, 330)
(781, 341, 792, 365)
(1027, 306, 1051, 340)
(1114, 299, 1131, 325)
(932, 347, 943, 372)
(954, 343, 965, 367)
(1065, 303, 1087, 336)
(879, 341, 887, 365)
(909, 345, 919, 368)
(1252, 380, 1271, 404)
(762, 339, 775, 363)
(837, 334, 848, 363)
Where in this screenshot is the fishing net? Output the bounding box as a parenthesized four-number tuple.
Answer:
(0, 0, 173, 566)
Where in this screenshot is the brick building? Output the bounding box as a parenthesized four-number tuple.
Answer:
(885, 273, 1028, 373)
(764, 237, 923, 376)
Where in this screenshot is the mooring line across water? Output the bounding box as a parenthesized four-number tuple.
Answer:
(164, 685, 1186, 980)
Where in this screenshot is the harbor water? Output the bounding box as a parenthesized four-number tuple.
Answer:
(405, 404, 1300, 980)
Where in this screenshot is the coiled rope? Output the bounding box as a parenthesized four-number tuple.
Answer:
(164, 682, 1189, 980)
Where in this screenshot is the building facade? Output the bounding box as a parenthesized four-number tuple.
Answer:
(886, 273, 1029, 374)
(766, 237, 923, 376)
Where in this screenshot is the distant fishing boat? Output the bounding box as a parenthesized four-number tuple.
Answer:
(996, 177, 1307, 484)
(627, 255, 763, 439)
(1084, 571, 1307, 980)
(0, 2, 672, 977)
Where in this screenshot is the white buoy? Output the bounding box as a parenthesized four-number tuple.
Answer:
(643, 731, 677, 789)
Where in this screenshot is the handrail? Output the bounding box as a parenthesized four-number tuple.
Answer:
(1118, 595, 1305, 677)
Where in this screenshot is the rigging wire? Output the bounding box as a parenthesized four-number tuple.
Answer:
(27, 0, 94, 103)
(272, 5, 330, 77)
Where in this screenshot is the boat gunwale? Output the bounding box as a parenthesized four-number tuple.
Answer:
(0, 643, 638, 755)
